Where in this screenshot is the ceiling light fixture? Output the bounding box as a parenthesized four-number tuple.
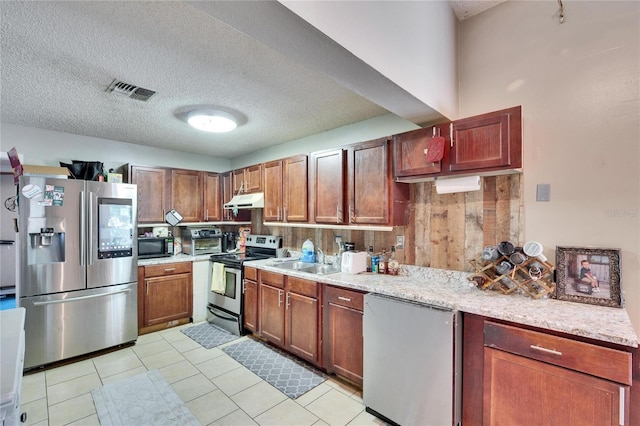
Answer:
(187, 109, 237, 133)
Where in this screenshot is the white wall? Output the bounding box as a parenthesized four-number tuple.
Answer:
(0, 124, 231, 173)
(458, 1, 640, 331)
(231, 113, 418, 169)
(280, 0, 459, 120)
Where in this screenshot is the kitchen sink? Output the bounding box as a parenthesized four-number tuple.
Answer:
(272, 260, 341, 275)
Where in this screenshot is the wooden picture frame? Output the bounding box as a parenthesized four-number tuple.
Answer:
(555, 246, 622, 308)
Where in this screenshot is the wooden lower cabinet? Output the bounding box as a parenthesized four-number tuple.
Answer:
(139, 262, 193, 334)
(258, 271, 320, 365)
(484, 347, 627, 425)
(463, 314, 632, 425)
(259, 282, 285, 345)
(258, 270, 286, 346)
(285, 276, 320, 365)
(243, 267, 258, 333)
(252, 270, 363, 385)
(323, 285, 364, 386)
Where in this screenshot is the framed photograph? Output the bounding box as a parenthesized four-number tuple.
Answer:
(555, 246, 622, 308)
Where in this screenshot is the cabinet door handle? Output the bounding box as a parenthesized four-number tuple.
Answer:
(449, 123, 454, 147)
(338, 296, 351, 302)
(619, 387, 625, 425)
(205, 209, 209, 221)
(278, 289, 283, 307)
(350, 204, 356, 224)
(286, 292, 290, 309)
(530, 344, 562, 356)
(283, 207, 287, 223)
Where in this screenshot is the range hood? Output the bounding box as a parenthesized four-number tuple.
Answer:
(224, 192, 264, 209)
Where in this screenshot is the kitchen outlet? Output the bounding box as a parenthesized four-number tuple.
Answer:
(334, 235, 342, 244)
(396, 235, 405, 249)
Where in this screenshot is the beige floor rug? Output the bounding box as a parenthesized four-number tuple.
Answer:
(91, 369, 200, 426)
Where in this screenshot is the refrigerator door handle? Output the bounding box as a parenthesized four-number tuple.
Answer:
(33, 288, 131, 306)
(87, 191, 94, 266)
(80, 190, 87, 266)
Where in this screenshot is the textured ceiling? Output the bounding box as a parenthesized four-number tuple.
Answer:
(1, 1, 503, 159)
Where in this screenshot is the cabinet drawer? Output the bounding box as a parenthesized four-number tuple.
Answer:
(484, 321, 632, 385)
(244, 267, 257, 281)
(259, 270, 285, 289)
(287, 276, 317, 298)
(144, 262, 192, 278)
(325, 285, 364, 311)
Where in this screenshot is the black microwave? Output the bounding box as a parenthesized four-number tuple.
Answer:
(138, 236, 174, 259)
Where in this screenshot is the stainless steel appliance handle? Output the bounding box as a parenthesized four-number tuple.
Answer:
(87, 191, 94, 266)
(33, 289, 131, 306)
(80, 191, 86, 266)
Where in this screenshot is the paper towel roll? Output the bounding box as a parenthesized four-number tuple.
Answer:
(435, 175, 481, 194)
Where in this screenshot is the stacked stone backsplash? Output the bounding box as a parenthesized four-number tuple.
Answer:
(253, 174, 523, 272)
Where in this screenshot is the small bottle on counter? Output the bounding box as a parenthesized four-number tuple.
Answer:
(371, 255, 379, 274)
(379, 248, 387, 274)
(366, 245, 374, 272)
(388, 246, 398, 275)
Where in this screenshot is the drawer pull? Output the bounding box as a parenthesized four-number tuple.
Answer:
(338, 296, 352, 302)
(530, 344, 562, 356)
(164, 268, 176, 273)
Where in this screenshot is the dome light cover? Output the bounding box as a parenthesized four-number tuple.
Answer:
(187, 109, 237, 133)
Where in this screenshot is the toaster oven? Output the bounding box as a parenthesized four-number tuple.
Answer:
(182, 227, 222, 255)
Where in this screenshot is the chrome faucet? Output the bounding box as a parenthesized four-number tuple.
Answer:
(317, 248, 325, 264)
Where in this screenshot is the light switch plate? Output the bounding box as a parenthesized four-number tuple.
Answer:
(396, 235, 405, 249)
(536, 184, 551, 202)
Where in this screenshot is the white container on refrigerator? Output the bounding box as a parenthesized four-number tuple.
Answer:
(18, 176, 138, 369)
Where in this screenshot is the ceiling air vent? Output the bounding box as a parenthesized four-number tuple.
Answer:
(107, 79, 156, 102)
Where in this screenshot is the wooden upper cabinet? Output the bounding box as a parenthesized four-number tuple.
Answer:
(222, 171, 251, 222)
(449, 106, 522, 173)
(130, 165, 169, 223)
(264, 155, 308, 223)
(171, 168, 203, 222)
(310, 149, 346, 224)
(393, 106, 522, 182)
(284, 155, 308, 222)
(393, 124, 448, 178)
(263, 160, 284, 222)
(233, 164, 263, 194)
(347, 138, 409, 226)
(203, 172, 222, 222)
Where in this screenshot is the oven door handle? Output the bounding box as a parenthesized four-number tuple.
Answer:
(207, 305, 237, 322)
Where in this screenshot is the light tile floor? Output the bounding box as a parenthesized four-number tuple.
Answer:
(20, 322, 387, 426)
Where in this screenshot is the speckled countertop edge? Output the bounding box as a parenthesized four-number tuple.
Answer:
(138, 253, 211, 266)
(247, 259, 639, 348)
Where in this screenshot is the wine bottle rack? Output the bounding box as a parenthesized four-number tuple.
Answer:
(468, 254, 556, 299)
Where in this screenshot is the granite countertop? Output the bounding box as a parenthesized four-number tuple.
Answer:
(247, 259, 639, 348)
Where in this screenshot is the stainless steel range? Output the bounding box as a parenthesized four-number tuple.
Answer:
(207, 234, 282, 335)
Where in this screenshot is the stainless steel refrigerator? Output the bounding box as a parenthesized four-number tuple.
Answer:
(18, 176, 138, 369)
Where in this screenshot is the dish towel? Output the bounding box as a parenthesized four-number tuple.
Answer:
(211, 262, 226, 294)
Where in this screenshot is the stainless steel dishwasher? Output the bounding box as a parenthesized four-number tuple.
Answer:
(363, 293, 461, 426)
